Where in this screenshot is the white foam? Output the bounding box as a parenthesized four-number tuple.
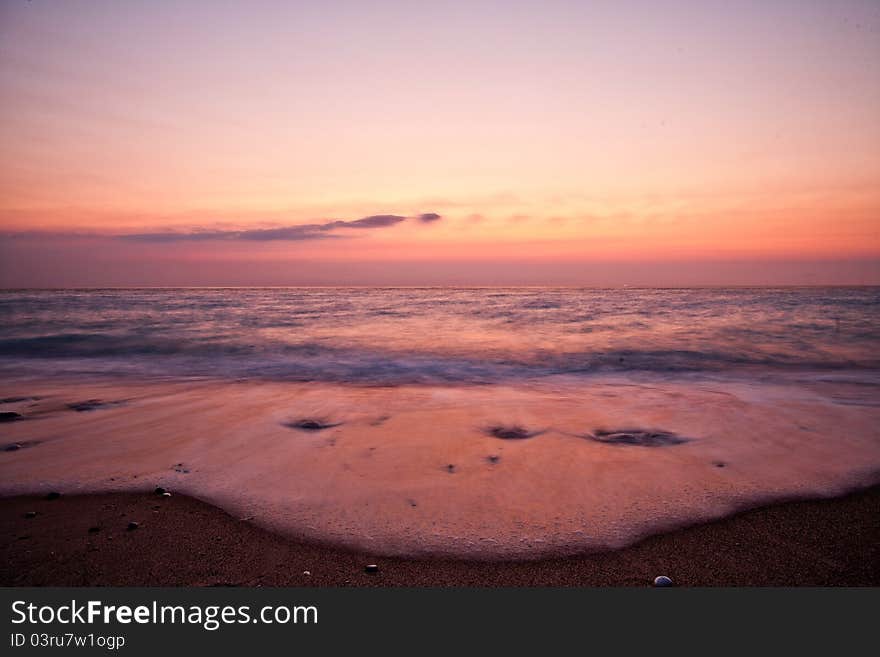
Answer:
(1, 374, 878, 558)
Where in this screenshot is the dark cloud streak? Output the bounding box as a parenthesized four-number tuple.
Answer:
(0, 212, 440, 244)
(336, 214, 406, 229)
(119, 213, 416, 243)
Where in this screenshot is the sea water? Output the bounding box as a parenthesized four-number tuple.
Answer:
(0, 287, 878, 557)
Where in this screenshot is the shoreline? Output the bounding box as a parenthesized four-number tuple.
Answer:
(3, 374, 879, 560)
(2, 486, 878, 586)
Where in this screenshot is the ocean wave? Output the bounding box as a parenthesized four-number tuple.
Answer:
(1, 287, 878, 384)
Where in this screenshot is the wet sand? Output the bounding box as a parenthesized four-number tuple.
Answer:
(2, 487, 878, 586)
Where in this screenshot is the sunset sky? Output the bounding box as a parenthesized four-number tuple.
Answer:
(1, 0, 878, 286)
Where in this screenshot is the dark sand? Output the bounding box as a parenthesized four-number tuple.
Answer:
(2, 488, 878, 586)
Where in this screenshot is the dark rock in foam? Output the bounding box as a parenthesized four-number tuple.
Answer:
(485, 425, 541, 440)
(2, 440, 40, 452)
(283, 419, 342, 431)
(67, 399, 125, 412)
(588, 429, 688, 447)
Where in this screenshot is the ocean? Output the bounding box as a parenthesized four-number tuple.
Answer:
(1, 287, 878, 383)
(1, 287, 878, 558)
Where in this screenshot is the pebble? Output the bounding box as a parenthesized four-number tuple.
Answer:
(5, 443, 22, 451)
(591, 429, 686, 447)
(295, 420, 325, 430)
(24, 511, 37, 519)
(286, 419, 339, 431)
(127, 521, 139, 531)
(487, 425, 534, 440)
(154, 487, 166, 495)
(364, 564, 379, 574)
(46, 491, 61, 500)
(303, 571, 311, 576)
(0, 411, 22, 423)
(161, 492, 172, 497)
(653, 575, 674, 587)
(88, 526, 101, 534)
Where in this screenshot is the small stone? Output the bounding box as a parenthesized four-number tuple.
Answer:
(364, 564, 379, 574)
(486, 425, 535, 440)
(5, 443, 22, 451)
(88, 526, 101, 534)
(302, 570, 311, 576)
(653, 575, 673, 587)
(0, 412, 22, 423)
(67, 399, 119, 412)
(127, 521, 139, 531)
(285, 419, 340, 431)
(591, 429, 687, 447)
(46, 491, 61, 500)
(161, 492, 171, 497)
(154, 486, 166, 495)
(446, 464, 456, 473)
(24, 511, 37, 519)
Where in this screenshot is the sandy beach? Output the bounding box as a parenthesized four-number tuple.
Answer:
(2, 487, 878, 586)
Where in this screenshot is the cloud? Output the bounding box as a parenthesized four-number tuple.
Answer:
(0, 211, 440, 244)
(120, 213, 413, 242)
(339, 214, 406, 229)
(121, 230, 251, 243)
(236, 224, 337, 241)
(417, 212, 442, 223)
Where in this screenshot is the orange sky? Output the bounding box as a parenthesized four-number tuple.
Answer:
(1, 1, 879, 285)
